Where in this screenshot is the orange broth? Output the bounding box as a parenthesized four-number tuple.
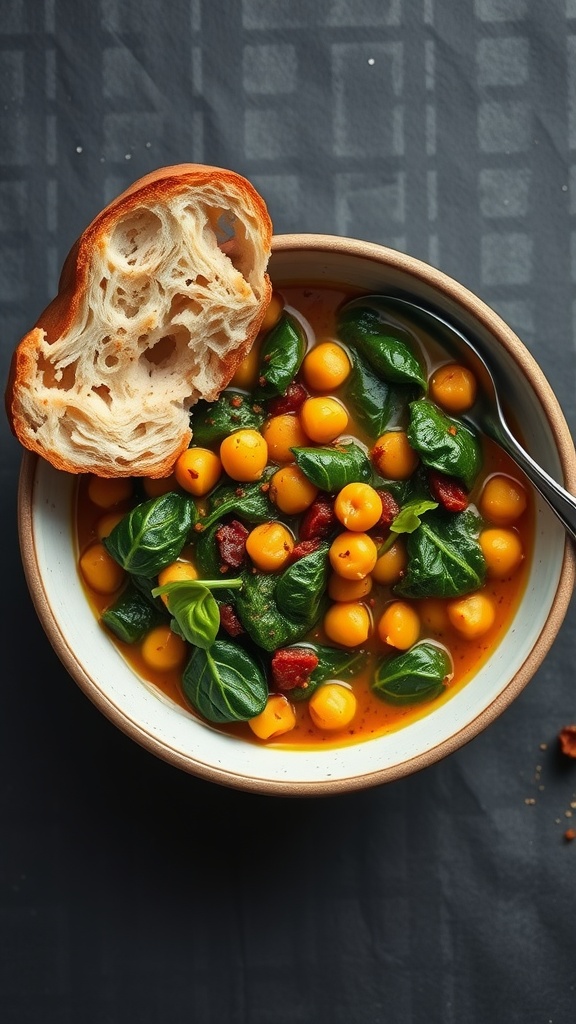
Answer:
(75, 285, 534, 749)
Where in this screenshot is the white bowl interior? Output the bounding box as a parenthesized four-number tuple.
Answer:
(22, 240, 574, 793)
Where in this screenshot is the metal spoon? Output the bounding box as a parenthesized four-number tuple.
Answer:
(380, 295, 576, 544)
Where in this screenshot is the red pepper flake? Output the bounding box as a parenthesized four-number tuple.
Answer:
(448, 426, 458, 436)
(230, 395, 243, 408)
(194, 522, 205, 533)
(558, 725, 576, 758)
(186, 468, 199, 479)
(260, 482, 270, 493)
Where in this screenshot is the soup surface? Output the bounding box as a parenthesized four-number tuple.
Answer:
(76, 285, 533, 749)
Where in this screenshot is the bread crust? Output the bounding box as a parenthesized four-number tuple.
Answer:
(6, 164, 272, 477)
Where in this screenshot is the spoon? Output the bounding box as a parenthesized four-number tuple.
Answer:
(380, 295, 576, 544)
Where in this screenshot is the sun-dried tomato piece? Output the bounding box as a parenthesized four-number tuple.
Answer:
(267, 382, 309, 417)
(558, 724, 576, 759)
(375, 489, 401, 529)
(215, 519, 249, 569)
(271, 647, 319, 691)
(289, 538, 322, 562)
(428, 470, 469, 512)
(299, 497, 337, 541)
(219, 604, 244, 637)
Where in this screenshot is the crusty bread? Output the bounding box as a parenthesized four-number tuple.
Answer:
(6, 164, 273, 477)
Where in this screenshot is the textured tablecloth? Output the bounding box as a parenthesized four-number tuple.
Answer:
(1, 2, 576, 1021)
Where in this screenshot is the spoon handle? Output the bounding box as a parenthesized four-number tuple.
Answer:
(490, 418, 576, 544)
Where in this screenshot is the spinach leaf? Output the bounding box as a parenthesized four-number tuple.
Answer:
(255, 312, 307, 399)
(103, 492, 196, 577)
(235, 567, 320, 653)
(394, 508, 486, 599)
(152, 578, 242, 649)
(373, 642, 451, 705)
(101, 582, 165, 644)
(275, 544, 329, 622)
(344, 347, 411, 439)
(337, 299, 426, 388)
(190, 391, 265, 446)
(201, 478, 272, 529)
(182, 640, 268, 723)
(292, 442, 372, 491)
(407, 399, 482, 490)
(289, 644, 365, 702)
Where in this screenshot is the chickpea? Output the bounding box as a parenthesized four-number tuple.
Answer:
(372, 540, 407, 586)
(141, 625, 187, 672)
(324, 602, 371, 646)
(157, 560, 199, 606)
(328, 573, 373, 602)
(141, 474, 178, 499)
(249, 693, 296, 740)
(300, 396, 349, 444)
(309, 682, 358, 731)
(96, 511, 125, 540)
(329, 531, 378, 580)
(87, 475, 133, 509)
(219, 429, 268, 481)
(246, 522, 294, 571)
(260, 291, 284, 333)
(447, 593, 495, 639)
(302, 341, 351, 391)
(174, 447, 222, 495)
(372, 431, 419, 480)
(269, 465, 319, 515)
(334, 482, 383, 532)
(479, 475, 527, 525)
(418, 598, 450, 634)
(377, 601, 421, 650)
(261, 414, 309, 464)
(230, 340, 262, 390)
(79, 542, 125, 594)
(480, 528, 524, 579)
(429, 363, 477, 414)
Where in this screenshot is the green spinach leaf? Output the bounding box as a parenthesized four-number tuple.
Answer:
(103, 492, 196, 577)
(373, 642, 451, 705)
(275, 544, 329, 621)
(292, 441, 372, 491)
(344, 347, 411, 438)
(337, 299, 426, 388)
(255, 312, 307, 399)
(407, 399, 482, 490)
(101, 582, 165, 644)
(394, 508, 486, 599)
(289, 644, 365, 702)
(190, 391, 265, 446)
(201, 478, 272, 529)
(182, 640, 268, 723)
(152, 578, 242, 649)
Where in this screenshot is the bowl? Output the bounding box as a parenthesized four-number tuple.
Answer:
(18, 234, 576, 795)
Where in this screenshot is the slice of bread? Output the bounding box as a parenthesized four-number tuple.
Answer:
(6, 164, 273, 477)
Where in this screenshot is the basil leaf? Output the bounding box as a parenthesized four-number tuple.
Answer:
(289, 643, 365, 702)
(344, 348, 411, 439)
(373, 642, 451, 705)
(255, 312, 307, 399)
(275, 544, 329, 621)
(390, 499, 438, 536)
(101, 582, 165, 644)
(395, 508, 486, 599)
(152, 578, 242, 650)
(103, 492, 196, 577)
(292, 442, 372, 491)
(182, 640, 268, 723)
(201, 478, 272, 529)
(338, 299, 426, 388)
(407, 399, 482, 490)
(190, 391, 265, 446)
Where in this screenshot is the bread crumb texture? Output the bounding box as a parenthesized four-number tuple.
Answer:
(7, 165, 272, 477)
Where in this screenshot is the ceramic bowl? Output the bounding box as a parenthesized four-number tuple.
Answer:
(18, 234, 576, 794)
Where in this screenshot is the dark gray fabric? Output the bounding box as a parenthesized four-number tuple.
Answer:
(1, 2, 575, 1021)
